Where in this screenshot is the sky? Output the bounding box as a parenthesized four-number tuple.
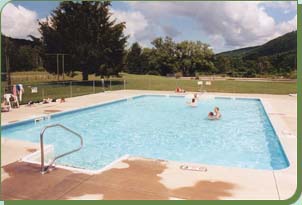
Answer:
(1, 1, 297, 53)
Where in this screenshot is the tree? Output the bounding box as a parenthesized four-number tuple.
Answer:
(1, 35, 42, 84)
(214, 56, 231, 73)
(1, 35, 13, 84)
(256, 56, 272, 74)
(124, 37, 216, 76)
(176, 41, 215, 76)
(127, 42, 143, 74)
(151, 37, 178, 76)
(39, 1, 128, 80)
(17, 46, 36, 71)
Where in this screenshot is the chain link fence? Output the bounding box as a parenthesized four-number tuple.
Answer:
(122, 77, 296, 94)
(1, 79, 125, 104)
(1, 77, 296, 105)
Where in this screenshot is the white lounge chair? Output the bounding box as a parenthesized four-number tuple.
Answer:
(205, 81, 212, 86)
(3, 93, 19, 109)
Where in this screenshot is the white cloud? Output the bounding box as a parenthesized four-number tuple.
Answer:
(276, 15, 297, 35)
(262, 1, 296, 14)
(111, 5, 184, 46)
(161, 25, 181, 38)
(1, 3, 40, 39)
(111, 9, 151, 46)
(126, 1, 297, 51)
(39, 16, 53, 27)
(1, 2, 296, 52)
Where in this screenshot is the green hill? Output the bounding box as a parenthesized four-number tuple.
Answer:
(217, 46, 259, 57)
(215, 31, 297, 77)
(217, 31, 296, 58)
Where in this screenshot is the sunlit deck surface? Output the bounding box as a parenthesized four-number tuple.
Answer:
(1, 90, 297, 200)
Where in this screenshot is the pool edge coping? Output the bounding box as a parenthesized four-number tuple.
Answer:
(1, 92, 297, 200)
(1, 93, 292, 171)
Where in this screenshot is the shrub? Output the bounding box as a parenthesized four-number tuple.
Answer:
(147, 70, 160, 76)
(175, 72, 183, 79)
(284, 71, 297, 79)
(243, 70, 256, 78)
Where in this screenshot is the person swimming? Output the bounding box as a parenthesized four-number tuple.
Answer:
(208, 111, 214, 119)
(214, 107, 221, 119)
(208, 107, 221, 120)
(187, 97, 197, 107)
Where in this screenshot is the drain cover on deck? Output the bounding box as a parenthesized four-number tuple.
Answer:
(180, 165, 207, 172)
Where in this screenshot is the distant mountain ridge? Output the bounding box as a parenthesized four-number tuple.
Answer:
(214, 31, 296, 77)
(217, 31, 296, 59)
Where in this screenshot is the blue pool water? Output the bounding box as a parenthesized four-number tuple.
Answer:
(1, 95, 289, 170)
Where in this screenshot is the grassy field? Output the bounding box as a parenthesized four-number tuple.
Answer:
(123, 74, 296, 94)
(1, 72, 297, 104)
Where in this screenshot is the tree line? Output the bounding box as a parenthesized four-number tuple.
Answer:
(126, 38, 215, 76)
(1, 1, 297, 80)
(214, 31, 296, 78)
(1, 35, 43, 72)
(214, 51, 296, 78)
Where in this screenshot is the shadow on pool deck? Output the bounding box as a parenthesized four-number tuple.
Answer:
(26, 148, 38, 153)
(1, 159, 236, 200)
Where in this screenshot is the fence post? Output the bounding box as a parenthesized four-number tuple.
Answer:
(124, 79, 126, 90)
(101, 79, 105, 92)
(93, 80, 95, 93)
(70, 81, 73, 97)
(42, 88, 45, 99)
(110, 79, 112, 90)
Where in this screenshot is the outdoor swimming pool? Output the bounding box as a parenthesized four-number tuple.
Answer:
(1, 95, 289, 171)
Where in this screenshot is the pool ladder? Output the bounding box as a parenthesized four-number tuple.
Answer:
(40, 124, 83, 174)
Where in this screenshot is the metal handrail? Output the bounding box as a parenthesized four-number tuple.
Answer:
(40, 124, 83, 174)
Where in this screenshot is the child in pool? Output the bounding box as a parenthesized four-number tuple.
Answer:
(208, 111, 215, 120)
(189, 98, 197, 107)
(208, 107, 221, 120)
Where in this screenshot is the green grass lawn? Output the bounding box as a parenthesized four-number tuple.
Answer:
(123, 74, 296, 94)
(1, 72, 296, 104)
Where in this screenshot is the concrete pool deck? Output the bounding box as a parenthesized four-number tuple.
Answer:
(1, 90, 297, 200)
